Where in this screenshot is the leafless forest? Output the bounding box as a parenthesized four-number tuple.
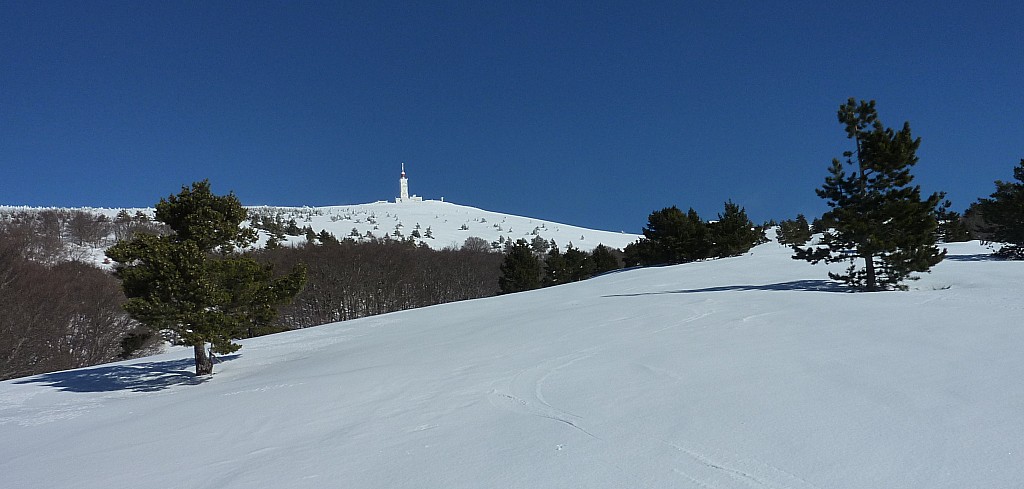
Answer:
(0, 209, 503, 380)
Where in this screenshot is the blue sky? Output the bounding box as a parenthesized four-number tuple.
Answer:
(2, 1, 1021, 233)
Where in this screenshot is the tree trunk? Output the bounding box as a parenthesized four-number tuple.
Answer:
(194, 343, 213, 376)
(864, 255, 877, 291)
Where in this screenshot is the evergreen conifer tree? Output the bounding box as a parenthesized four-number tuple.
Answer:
(622, 239, 655, 267)
(543, 245, 567, 286)
(498, 239, 542, 294)
(590, 244, 621, 275)
(793, 99, 945, 291)
(106, 181, 306, 375)
(976, 158, 1024, 258)
(708, 200, 761, 257)
(530, 234, 550, 254)
(641, 206, 710, 264)
(936, 202, 972, 243)
(562, 245, 593, 282)
(777, 214, 812, 246)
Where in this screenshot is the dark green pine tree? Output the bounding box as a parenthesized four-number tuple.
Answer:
(936, 201, 972, 244)
(640, 206, 710, 265)
(589, 244, 621, 275)
(106, 181, 307, 375)
(562, 244, 593, 282)
(777, 214, 812, 246)
(708, 200, 762, 257)
(498, 239, 542, 294)
(213, 257, 306, 339)
(543, 245, 568, 286)
(318, 230, 339, 245)
(793, 99, 946, 291)
(622, 239, 658, 267)
(977, 158, 1024, 258)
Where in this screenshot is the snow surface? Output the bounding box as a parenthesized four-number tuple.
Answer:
(0, 200, 641, 253)
(246, 200, 640, 252)
(2, 240, 1022, 488)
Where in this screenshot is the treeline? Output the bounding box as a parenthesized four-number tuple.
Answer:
(0, 206, 507, 379)
(495, 201, 764, 294)
(623, 201, 765, 267)
(497, 240, 625, 294)
(254, 238, 504, 330)
(962, 160, 1024, 258)
(0, 222, 157, 381)
(0, 209, 166, 264)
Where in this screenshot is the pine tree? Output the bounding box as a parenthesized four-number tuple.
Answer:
(498, 239, 542, 294)
(793, 99, 945, 291)
(708, 200, 761, 257)
(976, 158, 1024, 258)
(936, 201, 972, 244)
(318, 230, 339, 245)
(106, 181, 306, 375)
(640, 206, 710, 265)
(543, 245, 568, 286)
(530, 234, 550, 254)
(562, 245, 593, 282)
(590, 244, 621, 275)
(777, 214, 812, 246)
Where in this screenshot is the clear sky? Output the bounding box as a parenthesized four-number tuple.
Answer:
(2, 1, 1021, 233)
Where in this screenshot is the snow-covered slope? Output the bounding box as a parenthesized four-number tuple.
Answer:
(248, 200, 639, 251)
(2, 241, 1022, 488)
(0, 200, 641, 252)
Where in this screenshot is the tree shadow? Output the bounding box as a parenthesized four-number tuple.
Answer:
(604, 279, 848, 297)
(944, 253, 1003, 262)
(14, 355, 239, 393)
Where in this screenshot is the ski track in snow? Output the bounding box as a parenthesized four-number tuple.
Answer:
(485, 305, 715, 440)
(487, 346, 603, 439)
(487, 304, 823, 488)
(488, 348, 823, 489)
(485, 297, 825, 489)
(659, 438, 824, 489)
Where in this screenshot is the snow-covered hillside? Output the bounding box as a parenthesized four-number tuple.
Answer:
(2, 240, 1022, 488)
(0, 200, 641, 253)
(247, 200, 639, 251)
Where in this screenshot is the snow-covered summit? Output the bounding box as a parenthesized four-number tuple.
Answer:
(246, 199, 639, 252)
(1, 200, 641, 253)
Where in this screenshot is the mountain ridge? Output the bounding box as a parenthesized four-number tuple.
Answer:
(1, 199, 641, 253)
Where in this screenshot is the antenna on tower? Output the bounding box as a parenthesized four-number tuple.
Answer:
(398, 162, 410, 202)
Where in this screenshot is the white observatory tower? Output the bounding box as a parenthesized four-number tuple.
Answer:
(399, 162, 409, 201)
(396, 163, 422, 203)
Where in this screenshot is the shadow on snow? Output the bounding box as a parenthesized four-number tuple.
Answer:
(944, 253, 1003, 262)
(604, 279, 848, 297)
(14, 355, 240, 393)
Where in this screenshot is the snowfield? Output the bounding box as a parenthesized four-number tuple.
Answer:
(1, 240, 1022, 488)
(1, 199, 641, 255)
(246, 200, 641, 252)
